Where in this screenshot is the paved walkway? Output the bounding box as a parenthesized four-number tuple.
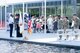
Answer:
(0, 29, 80, 46)
(0, 30, 59, 40)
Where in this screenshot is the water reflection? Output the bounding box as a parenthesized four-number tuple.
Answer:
(0, 40, 80, 53)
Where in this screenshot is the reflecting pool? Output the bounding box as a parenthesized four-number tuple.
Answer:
(0, 40, 80, 53)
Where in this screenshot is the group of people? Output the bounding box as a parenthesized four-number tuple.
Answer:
(48, 15, 80, 33)
(24, 15, 45, 33)
(9, 14, 23, 37)
(8, 13, 80, 38)
(47, 15, 69, 33)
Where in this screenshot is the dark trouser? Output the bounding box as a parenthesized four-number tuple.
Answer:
(36, 28, 40, 32)
(33, 27, 36, 33)
(9, 24, 13, 37)
(16, 24, 22, 37)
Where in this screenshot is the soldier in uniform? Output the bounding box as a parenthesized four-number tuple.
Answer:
(62, 16, 69, 33)
(71, 14, 80, 40)
(71, 15, 80, 29)
(58, 16, 69, 40)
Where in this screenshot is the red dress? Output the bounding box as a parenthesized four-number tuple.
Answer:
(36, 22, 41, 29)
(28, 20, 32, 34)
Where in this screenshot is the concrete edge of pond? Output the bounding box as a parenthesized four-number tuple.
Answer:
(0, 38, 80, 49)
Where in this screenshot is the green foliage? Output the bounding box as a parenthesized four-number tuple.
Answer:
(29, 8, 40, 17)
(14, 8, 23, 14)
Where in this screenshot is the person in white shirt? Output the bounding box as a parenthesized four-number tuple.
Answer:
(47, 15, 53, 32)
(9, 14, 14, 37)
(31, 16, 36, 32)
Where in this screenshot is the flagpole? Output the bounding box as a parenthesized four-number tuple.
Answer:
(12, 4, 14, 15)
(23, 2, 24, 30)
(12, 4, 16, 37)
(26, 3, 28, 13)
(61, 0, 63, 17)
(44, 0, 46, 34)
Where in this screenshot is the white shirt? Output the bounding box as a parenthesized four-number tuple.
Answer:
(39, 19, 42, 22)
(31, 18, 35, 24)
(71, 21, 75, 27)
(47, 17, 53, 25)
(9, 16, 14, 24)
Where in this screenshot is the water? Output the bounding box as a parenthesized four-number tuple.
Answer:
(0, 40, 80, 53)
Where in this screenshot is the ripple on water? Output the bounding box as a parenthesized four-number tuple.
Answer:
(0, 40, 80, 53)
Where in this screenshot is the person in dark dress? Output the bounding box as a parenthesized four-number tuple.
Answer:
(15, 14, 22, 37)
(33, 20, 36, 33)
(53, 16, 58, 33)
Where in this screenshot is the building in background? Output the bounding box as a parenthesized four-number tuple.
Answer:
(0, 0, 79, 30)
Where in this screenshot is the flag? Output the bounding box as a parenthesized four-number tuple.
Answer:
(19, 10, 24, 34)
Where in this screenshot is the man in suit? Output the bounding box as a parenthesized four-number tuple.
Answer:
(9, 14, 14, 37)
